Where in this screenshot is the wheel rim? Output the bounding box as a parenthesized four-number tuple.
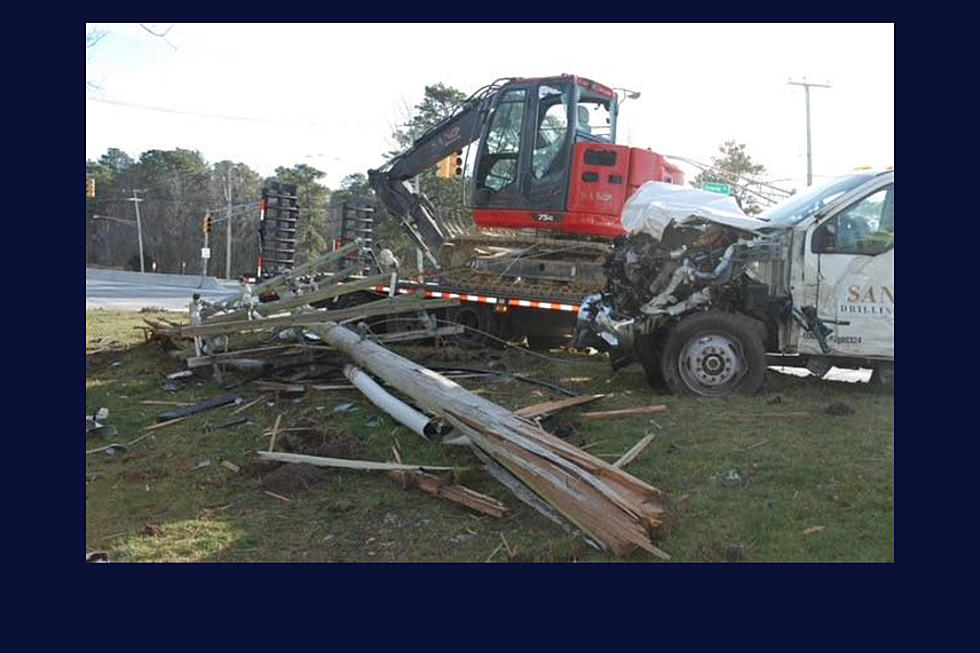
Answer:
(677, 333, 748, 396)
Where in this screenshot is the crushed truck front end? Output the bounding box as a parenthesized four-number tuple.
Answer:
(576, 172, 894, 396)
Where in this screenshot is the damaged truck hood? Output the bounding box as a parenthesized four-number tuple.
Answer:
(621, 181, 768, 239)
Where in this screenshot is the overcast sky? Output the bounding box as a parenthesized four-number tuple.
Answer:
(85, 23, 893, 192)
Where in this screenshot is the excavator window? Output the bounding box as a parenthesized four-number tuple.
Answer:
(532, 85, 570, 179)
(478, 88, 526, 192)
(576, 88, 614, 142)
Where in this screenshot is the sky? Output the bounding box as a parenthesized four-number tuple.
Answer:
(85, 23, 893, 193)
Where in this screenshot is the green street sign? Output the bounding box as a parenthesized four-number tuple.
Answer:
(702, 182, 732, 195)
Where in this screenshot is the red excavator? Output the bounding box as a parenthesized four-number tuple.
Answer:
(367, 74, 684, 345)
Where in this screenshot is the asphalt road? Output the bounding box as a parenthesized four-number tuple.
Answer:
(86, 269, 241, 312)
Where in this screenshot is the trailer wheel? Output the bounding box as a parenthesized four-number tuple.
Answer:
(661, 311, 766, 397)
(446, 306, 489, 347)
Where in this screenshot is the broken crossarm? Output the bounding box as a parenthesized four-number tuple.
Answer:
(176, 297, 458, 339)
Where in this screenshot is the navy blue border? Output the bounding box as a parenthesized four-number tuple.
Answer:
(18, 18, 913, 636)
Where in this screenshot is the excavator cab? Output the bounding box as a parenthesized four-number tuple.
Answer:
(472, 76, 618, 214)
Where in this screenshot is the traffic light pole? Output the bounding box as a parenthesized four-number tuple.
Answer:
(224, 174, 233, 280)
(202, 230, 209, 277)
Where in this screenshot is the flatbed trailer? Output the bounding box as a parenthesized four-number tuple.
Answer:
(362, 275, 583, 348)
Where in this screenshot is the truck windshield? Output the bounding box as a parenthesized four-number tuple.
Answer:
(760, 174, 874, 227)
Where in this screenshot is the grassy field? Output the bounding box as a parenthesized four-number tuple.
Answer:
(85, 309, 894, 562)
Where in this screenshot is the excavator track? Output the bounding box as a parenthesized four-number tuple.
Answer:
(436, 231, 611, 303)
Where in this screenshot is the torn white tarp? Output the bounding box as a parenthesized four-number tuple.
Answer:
(621, 182, 766, 240)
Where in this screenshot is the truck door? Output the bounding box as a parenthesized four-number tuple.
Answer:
(806, 180, 894, 358)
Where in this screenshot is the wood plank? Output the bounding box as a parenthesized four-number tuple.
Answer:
(268, 414, 283, 453)
(515, 394, 602, 418)
(581, 405, 668, 420)
(613, 433, 657, 469)
(256, 450, 455, 472)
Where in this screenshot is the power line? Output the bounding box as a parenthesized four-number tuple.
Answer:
(87, 96, 323, 128)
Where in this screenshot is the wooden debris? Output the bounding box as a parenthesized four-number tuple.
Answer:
(268, 414, 283, 452)
(803, 525, 826, 535)
(613, 433, 657, 469)
(314, 321, 669, 559)
(581, 405, 668, 420)
(230, 394, 269, 416)
(515, 394, 602, 418)
(256, 450, 455, 472)
(263, 490, 291, 503)
(387, 470, 509, 518)
(144, 416, 187, 431)
(138, 400, 195, 407)
(221, 460, 241, 473)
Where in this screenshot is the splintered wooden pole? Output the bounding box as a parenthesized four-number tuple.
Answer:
(314, 322, 668, 558)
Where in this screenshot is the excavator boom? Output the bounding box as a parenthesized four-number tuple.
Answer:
(368, 79, 512, 266)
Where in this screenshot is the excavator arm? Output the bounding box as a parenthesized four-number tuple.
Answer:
(368, 79, 512, 267)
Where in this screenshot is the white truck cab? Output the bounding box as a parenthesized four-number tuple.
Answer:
(577, 170, 895, 396)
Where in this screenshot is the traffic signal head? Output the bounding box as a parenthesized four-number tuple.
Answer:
(203, 213, 213, 235)
(86, 178, 96, 198)
(436, 156, 453, 179)
(453, 150, 463, 178)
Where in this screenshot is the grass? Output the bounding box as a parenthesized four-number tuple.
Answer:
(85, 309, 894, 562)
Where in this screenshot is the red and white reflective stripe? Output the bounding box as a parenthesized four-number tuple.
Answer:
(371, 286, 579, 312)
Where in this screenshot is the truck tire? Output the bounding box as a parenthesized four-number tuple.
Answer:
(660, 311, 766, 397)
(634, 333, 666, 390)
(870, 362, 894, 388)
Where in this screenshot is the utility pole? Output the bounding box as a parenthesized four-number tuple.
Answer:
(225, 174, 234, 279)
(788, 78, 830, 186)
(126, 189, 146, 272)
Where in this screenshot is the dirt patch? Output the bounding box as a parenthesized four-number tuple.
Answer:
(261, 463, 327, 495)
(280, 427, 359, 458)
(825, 402, 855, 416)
